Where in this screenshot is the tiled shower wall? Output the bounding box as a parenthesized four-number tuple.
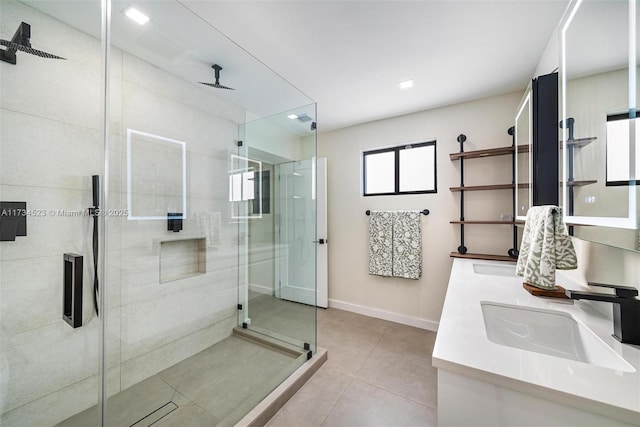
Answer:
(0, 1, 245, 425)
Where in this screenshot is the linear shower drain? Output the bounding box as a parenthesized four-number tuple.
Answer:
(130, 401, 178, 426)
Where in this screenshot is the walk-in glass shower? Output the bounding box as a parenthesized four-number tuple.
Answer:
(0, 1, 317, 425)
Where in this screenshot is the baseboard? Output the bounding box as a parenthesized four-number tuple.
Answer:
(328, 299, 439, 332)
(249, 283, 273, 295)
(279, 284, 315, 306)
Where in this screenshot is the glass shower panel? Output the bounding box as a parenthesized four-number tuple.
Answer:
(0, 0, 103, 425)
(102, 2, 244, 425)
(109, 1, 317, 426)
(241, 104, 317, 353)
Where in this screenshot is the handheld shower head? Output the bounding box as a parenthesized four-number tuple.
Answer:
(199, 64, 235, 90)
(0, 22, 66, 65)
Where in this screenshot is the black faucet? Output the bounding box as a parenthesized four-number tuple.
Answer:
(566, 283, 639, 345)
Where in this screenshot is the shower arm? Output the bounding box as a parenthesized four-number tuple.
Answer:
(0, 22, 31, 65)
(213, 64, 222, 84)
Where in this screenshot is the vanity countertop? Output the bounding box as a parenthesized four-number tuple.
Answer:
(433, 258, 640, 425)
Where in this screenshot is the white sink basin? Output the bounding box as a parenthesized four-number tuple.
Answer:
(481, 301, 635, 372)
(473, 263, 516, 277)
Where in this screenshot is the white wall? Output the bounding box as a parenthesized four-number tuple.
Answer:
(533, 24, 561, 78)
(318, 92, 522, 327)
(0, 1, 245, 425)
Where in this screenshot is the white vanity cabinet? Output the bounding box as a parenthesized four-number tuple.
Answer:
(433, 258, 640, 427)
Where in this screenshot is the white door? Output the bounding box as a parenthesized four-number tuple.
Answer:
(275, 158, 328, 308)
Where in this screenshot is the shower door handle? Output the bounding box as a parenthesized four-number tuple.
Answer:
(314, 238, 327, 244)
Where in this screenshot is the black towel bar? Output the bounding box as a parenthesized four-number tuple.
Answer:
(366, 209, 430, 216)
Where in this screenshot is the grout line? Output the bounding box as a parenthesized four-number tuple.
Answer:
(157, 374, 183, 403)
(351, 325, 390, 378)
(317, 370, 354, 427)
(0, 106, 102, 132)
(343, 320, 438, 410)
(315, 326, 391, 425)
(353, 375, 437, 410)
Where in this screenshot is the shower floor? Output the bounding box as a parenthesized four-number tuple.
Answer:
(58, 334, 302, 427)
(247, 291, 316, 346)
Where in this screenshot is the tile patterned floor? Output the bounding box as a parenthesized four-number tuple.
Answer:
(59, 303, 437, 427)
(59, 335, 300, 427)
(266, 308, 438, 427)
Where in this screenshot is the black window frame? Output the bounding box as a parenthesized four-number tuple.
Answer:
(362, 140, 437, 196)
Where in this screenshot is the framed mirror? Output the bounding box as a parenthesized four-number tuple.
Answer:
(560, 0, 639, 251)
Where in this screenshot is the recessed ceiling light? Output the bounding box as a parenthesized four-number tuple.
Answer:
(398, 79, 414, 89)
(125, 7, 150, 25)
(287, 114, 298, 120)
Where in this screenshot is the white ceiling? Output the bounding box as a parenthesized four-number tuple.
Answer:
(22, 0, 571, 133)
(181, 0, 570, 132)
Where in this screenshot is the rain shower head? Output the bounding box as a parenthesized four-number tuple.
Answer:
(0, 22, 66, 65)
(199, 64, 235, 90)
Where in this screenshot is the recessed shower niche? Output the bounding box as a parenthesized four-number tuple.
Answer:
(159, 238, 206, 283)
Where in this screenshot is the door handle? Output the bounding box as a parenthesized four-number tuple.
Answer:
(313, 239, 327, 244)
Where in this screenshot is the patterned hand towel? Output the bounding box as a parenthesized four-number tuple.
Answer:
(392, 211, 422, 280)
(368, 211, 393, 277)
(516, 206, 577, 289)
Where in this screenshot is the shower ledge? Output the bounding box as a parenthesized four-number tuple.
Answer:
(236, 346, 327, 426)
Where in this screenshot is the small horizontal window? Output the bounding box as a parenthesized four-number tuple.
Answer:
(363, 141, 437, 196)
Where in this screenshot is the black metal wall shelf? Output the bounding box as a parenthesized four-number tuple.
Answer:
(449, 183, 520, 192)
(449, 131, 519, 260)
(448, 144, 529, 161)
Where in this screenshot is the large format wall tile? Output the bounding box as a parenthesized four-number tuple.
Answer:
(119, 315, 235, 390)
(122, 53, 244, 125)
(0, 110, 102, 189)
(120, 285, 237, 361)
(0, 49, 102, 130)
(0, 366, 122, 427)
(1, 320, 99, 413)
(0, 255, 93, 334)
(0, 185, 92, 261)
